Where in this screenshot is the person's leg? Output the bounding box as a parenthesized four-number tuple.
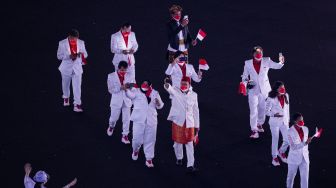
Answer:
(299, 161, 309, 188)
(287, 163, 299, 188)
(132, 122, 145, 153)
(128, 64, 136, 83)
(270, 121, 280, 158)
(279, 123, 290, 154)
(72, 73, 82, 105)
(248, 94, 259, 132)
(257, 94, 266, 126)
(185, 141, 195, 168)
(121, 103, 131, 136)
(61, 74, 72, 99)
(143, 123, 157, 161)
(173, 142, 183, 160)
(109, 107, 121, 129)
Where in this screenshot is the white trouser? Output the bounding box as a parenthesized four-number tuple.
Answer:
(248, 93, 266, 131)
(173, 142, 194, 167)
(269, 119, 289, 157)
(287, 160, 309, 188)
(61, 73, 82, 105)
(114, 63, 136, 83)
(109, 102, 130, 136)
(132, 121, 157, 160)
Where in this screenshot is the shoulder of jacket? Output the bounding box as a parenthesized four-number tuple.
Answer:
(108, 72, 116, 77)
(263, 57, 271, 61)
(59, 38, 68, 44)
(245, 59, 252, 65)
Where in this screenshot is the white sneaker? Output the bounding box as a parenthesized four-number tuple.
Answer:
(278, 153, 288, 163)
(272, 157, 280, 166)
(145, 160, 154, 168)
(106, 126, 114, 136)
(250, 131, 259, 139)
(63, 98, 70, 106)
(121, 135, 130, 144)
(257, 125, 264, 132)
(132, 151, 139, 161)
(73, 104, 83, 112)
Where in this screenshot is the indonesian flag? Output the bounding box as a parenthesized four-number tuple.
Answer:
(313, 127, 323, 138)
(199, 58, 209, 70)
(238, 82, 247, 96)
(196, 29, 207, 41)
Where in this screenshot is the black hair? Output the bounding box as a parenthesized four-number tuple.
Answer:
(69, 29, 79, 37)
(252, 46, 263, 55)
(173, 51, 184, 59)
(290, 112, 303, 125)
(118, 61, 128, 69)
(121, 22, 131, 28)
(268, 81, 288, 103)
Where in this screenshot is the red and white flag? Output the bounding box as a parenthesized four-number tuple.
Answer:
(196, 29, 207, 41)
(199, 58, 209, 70)
(313, 127, 323, 138)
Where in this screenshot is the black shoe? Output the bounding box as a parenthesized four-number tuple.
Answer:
(176, 159, 183, 166)
(187, 166, 198, 173)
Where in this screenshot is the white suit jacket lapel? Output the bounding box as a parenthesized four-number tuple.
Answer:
(248, 61, 258, 78)
(114, 72, 122, 87)
(118, 31, 127, 49)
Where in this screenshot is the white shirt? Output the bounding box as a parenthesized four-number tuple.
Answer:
(24, 176, 36, 188)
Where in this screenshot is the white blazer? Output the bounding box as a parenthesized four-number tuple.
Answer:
(57, 38, 88, 76)
(287, 126, 310, 165)
(165, 84, 200, 129)
(165, 63, 201, 88)
(111, 31, 138, 66)
(266, 93, 290, 125)
(107, 72, 133, 108)
(126, 88, 164, 125)
(241, 57, 284, 97)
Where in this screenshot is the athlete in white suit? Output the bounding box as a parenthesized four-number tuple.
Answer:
(241, 46, 284, 138)
(57, 29, 88, 112)
(165, 51, 202, 88)
(164, 77, 200, 173)
(286, 113, 313, 188)
(111, 23, 138, 82)
(266, 81, 290, 166)
(126, 81, 164, 168)
(106, 61, 134, 144)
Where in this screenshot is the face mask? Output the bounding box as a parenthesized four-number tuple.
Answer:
(178, 61, 185, 66)
(297, 120, 304, 126)
(173, 15, 181, 21)
(180, 85, 189, 92)
(122, 31, 130, 37)
(118, 71, 126, 77)
(141, 83, 149, 92)
(254, 53, 263, 61)
(278, 87, 286, 95)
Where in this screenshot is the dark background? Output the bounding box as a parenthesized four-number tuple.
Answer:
(2, 0, 336, 187)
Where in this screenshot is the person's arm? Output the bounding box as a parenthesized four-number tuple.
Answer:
(111, 34, 122, 54)
(265, 97, 274, 117)
(125, 88, 136, 99)
(167, 22, 184, 39)
(107, 75, 121, 94)
(288, 131, 308, 150)
(190, 66, 202, 83)
(193, 94, 200, 129)
(241, 62, 249, 84)
(155, 92, 164, 109)
(57, 42, 70, 61)
(80, 41, 88, 58)
(63, 178, 77, 188)
(164, 83, 176, 96)
(130, 33, 138, 53)
(266, 57, 284, 69)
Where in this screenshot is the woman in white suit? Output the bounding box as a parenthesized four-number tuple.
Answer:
(240, 46, 285, 139)
(57, 29, 88, 112)
(266, 81, 290, 166)
(111, 22, 138, 82)
(286, 113, 313, 188)
(126, 80, 164, 168)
